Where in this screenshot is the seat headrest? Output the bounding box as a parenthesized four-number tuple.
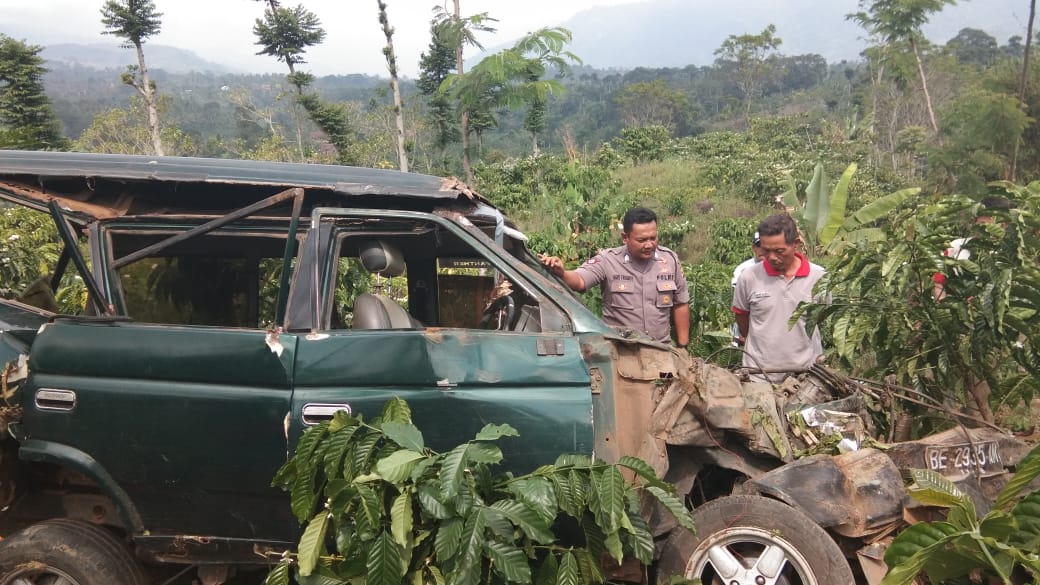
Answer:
(358, 240, 406, 277)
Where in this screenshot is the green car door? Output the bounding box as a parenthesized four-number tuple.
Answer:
(286, 210, 594, 472)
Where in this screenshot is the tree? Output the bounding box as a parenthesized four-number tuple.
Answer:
(75, 95, 195, 156)
(849, 0, 957, 137)
(252, 4, 362, 165)
(376, 1, 408, 172)
(614, 80, 689, 130)
(252, 3, 325, 87)
(803, 185, 1040, 427)
(713, 24, 783, 127)
(445, 28, 580, 159)
(1011, 0, 1037, 181)
(945, 27, 1000, 67)
(0, 35, 68, 150)
(432, 3, 497, 183)
(100, 0, 165, 156)
(418, 18, 461, 172)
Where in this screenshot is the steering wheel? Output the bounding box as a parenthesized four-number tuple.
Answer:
(479, 295, 515, 330)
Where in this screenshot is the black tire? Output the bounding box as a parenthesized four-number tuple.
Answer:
(658, 495, 855, 585)
(0, 518, 147, 585)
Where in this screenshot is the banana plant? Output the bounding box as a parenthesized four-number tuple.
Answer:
(265, 397, 695, 585)
(880, 442, 1040, 585)
(782, 162, 921, 254)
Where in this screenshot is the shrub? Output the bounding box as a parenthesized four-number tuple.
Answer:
(265, 398, 695, 585)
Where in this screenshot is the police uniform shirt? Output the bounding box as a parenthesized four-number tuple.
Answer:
(573, 245, 689, 343)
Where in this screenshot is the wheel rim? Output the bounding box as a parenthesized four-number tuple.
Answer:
(5, 566, 80, 585)
(685, 525, 820, 585)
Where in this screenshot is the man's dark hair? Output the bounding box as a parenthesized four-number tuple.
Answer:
(757, 213, 799, 244)
(623, 207, 657, 233)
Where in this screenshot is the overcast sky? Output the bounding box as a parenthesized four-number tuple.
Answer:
(0, 0, 644, 77)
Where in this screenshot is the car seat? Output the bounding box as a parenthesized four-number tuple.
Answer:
(353, 240, 422, 330)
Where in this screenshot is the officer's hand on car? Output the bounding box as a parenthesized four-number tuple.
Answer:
(537, 254, 565, 277)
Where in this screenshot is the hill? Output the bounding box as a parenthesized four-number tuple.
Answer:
(41, 43, 234, 75)
(508, 0, 1030, 69)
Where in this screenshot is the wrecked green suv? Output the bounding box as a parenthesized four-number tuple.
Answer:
(0, 151, 1032, 585)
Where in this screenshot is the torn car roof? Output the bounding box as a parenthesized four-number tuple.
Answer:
(0, 150, 487, 223)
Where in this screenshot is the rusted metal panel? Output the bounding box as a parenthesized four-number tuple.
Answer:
(746, 448, 907, 538)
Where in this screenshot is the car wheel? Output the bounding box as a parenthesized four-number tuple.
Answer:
(0, 518, 147, 585)
(658, 495, 854, 585)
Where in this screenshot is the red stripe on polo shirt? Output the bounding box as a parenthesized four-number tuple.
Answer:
(762, 252, 811, 277)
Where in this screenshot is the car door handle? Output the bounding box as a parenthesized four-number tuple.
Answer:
(35, 388, 77, 411)
(301, 403, 352, 425)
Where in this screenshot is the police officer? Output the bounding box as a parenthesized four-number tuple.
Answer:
(539, 207, 690, 348)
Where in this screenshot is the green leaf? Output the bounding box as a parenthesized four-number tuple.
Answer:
(321, 425, 357, 480)
(881, 521, 959, 585)
(298, 510, 330, 577)
(594, 466, 626, 532)
(418, 484, 453, 520)
(348, 431, 381, 480)
(804, 162, 826, 233)
(329, 409, 358, 432)
(294, 423, 330, 461)
(907, 469, 976, 527)
(819, 163, 856, 246)
(381, 421, 425, 452)
(426, 565, 446, 585)
(1010, 491, 1040, 548)
(556, 551, 580, 585)
(996, 443, 1040, 509)
(646, 485, 695, 532)
(376, 449, 425, 483)
(625, 507, 655, 564)
(380, 397, 412, 423)
(356, 484, 383, 538)
(534, 554, 560, 585)
(264, 561, 291, 585)
(291, 466, 319, 523)
(367, 531, 404, 585)
(435, 517, 464, 561)
(440, 444, 468, 500)
(488, 500, 555, 543)
(781, 174, 800, 213)
(507, 477, 558, 523)
(845, 187, 921, 230)
(486, 541, 532, 583)
(391, 490, 414, 548)
(616, 455, 670, 490)
(571, 549, 605, 584)
(475, 423, 520, 441)
(603, 528, 623, 563)
(271, 459, 298, 490)
(466, 442, 504, 464)
(554, 453, 592, 468)
(452, 509, 488, 585)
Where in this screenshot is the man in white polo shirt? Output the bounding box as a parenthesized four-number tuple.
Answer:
(732, 213, 824, 381)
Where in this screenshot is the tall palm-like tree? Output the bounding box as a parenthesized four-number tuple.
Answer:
(432, 3, 496, 183)
(100, 0, 164, 156)
(377, 1, 408, 172)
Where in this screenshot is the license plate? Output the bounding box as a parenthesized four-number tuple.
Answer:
(924, 441, 1004, 478)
